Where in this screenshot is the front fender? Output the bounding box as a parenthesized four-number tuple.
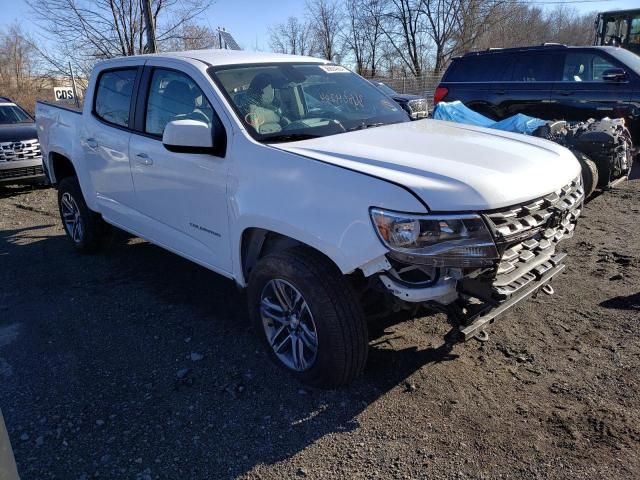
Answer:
(228, 142, 426, 286)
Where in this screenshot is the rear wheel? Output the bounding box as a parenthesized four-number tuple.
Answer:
(57, 176, 106, 253)
(248, 247, 368, 388)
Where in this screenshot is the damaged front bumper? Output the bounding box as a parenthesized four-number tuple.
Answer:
(458, 256, 565, 340)
(375, 176, 584, 339)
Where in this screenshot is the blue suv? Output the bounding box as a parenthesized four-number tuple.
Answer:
(434, 45, 640, 144)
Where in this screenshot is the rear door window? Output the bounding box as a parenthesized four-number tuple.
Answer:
(444, 55, 512, 82)
(94, 69, 137, 127)
(562, 51, 617, 82)
(510, 53, 562, 82)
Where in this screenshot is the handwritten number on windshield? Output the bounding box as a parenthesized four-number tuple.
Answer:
(318, 91, 365, 108)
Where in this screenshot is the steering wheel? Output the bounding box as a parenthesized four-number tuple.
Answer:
(188, 109, 211, 124)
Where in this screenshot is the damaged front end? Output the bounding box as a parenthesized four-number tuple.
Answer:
(366, 176, 584, 340)
(534, 118, 634, 194)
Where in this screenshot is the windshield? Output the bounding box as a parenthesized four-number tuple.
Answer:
(607, 47, 640, 76)
(373, 82, 397, 96)
(0, 104, 33, 124)
(209, 63, 409, 142)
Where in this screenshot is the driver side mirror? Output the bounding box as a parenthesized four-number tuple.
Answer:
(601, 68, 627, 82)
(162, 119, 213, 153)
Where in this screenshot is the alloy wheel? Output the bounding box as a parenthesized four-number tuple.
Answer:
(60, 192, 84, 244)
(260, 279, 318, 371)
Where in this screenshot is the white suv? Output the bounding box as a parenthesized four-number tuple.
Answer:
(36, 50, 584, 387)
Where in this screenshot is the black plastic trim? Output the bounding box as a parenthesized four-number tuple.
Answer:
(163, 144, 216, 154)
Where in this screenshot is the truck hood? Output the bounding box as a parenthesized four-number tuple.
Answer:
(0, 123, 38, 143)
(273, 119, 581, 211)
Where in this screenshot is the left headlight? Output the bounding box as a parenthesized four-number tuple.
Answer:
(370, 208, 499, 267)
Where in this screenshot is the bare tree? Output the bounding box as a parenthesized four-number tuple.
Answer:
(474, 3, 594, 50)
(164, 24, 220, 51)
(26, 0, 212, 77)
(380, 0, 427, 76)
(307, 0, 342, 60)
(361, 0, 386, 76)
(544, 5, 594, 46)
(0, 24, 52, 113)
(419, 0, 459, 76)
(343, 0, 368, 73)
(342, 0, 387, 76)
(269, 16, 313, 55)
(420, 0, 507, 76)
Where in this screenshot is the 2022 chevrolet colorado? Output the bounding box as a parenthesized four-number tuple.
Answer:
(36, 50, 584, 387)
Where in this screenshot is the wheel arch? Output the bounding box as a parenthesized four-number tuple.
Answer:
(49, 152, 77, 185)
(239, 227, 346, 287)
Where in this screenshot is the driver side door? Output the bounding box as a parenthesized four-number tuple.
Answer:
(128, 64, 232, 274)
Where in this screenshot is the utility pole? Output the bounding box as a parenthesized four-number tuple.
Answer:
(69, 62, 80, 109)
(142, 0, 157, 54)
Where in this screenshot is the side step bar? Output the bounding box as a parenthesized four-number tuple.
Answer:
(459, 263, 566, 341)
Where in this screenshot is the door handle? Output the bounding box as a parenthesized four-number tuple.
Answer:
(494, 90, 506, 95)
(135, 153, 153, 166)
(559, 91, 574, 96)
(86, 138, 98, 149)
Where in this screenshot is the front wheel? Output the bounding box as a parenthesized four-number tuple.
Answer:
(248, 247, 368, 388)
(57, 176, 106, 253)
(573, 151, 599, 198)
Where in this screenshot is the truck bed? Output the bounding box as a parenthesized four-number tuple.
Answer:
(35, 101, 82, 183)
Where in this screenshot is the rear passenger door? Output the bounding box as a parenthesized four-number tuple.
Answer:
(439, 54, 512, 119)
(497, 52, 563, 120)
(83, 64, 141, 226)
(550, 49, 634, 122)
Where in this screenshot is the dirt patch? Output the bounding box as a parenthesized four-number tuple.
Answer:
(0, 179, 639, 479)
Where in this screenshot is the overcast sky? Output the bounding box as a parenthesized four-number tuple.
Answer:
(2, 0, 639, 52)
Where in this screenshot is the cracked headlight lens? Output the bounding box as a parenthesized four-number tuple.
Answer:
(370, 208, 499, 266)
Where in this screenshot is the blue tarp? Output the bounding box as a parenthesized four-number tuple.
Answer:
(433, 101, 547, 136)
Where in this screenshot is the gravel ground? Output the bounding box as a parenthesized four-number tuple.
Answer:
(0, 175, 639, 480)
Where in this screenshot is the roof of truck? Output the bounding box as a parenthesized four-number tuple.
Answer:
(113, 49, 330, 67)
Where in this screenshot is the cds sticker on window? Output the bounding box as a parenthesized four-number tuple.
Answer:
(319, 65, 349, 73)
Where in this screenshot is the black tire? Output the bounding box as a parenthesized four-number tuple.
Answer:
(57, 176, 106, 253)
(248, 246, 368, 388)
(573, 151, 599, 198)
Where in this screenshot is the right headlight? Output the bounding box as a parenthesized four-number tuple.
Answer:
(370, 208, 499, 267)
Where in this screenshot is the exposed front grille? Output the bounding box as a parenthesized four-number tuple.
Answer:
(482, 177, 584, 299)
(0, 139, 42, 162)
(408, 99, 427, 114)
(0, 165, 44, 180)
(485, 177, 583, 240)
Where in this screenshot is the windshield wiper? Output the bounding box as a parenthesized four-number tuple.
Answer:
(347, 122, 386, 132)
(264, 133, 320, 143)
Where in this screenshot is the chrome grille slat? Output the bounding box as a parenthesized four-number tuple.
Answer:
(0, 139, 42, 162)
(484, 177, 584, 298)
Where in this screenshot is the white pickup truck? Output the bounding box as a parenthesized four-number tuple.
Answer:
(36, 50, 584, 387)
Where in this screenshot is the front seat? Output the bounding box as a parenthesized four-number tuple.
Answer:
(244, 73, 282, 134)
(573, 64, 584, 82)
(162, 80, 197, 116)
(152, 80, 211, 133)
